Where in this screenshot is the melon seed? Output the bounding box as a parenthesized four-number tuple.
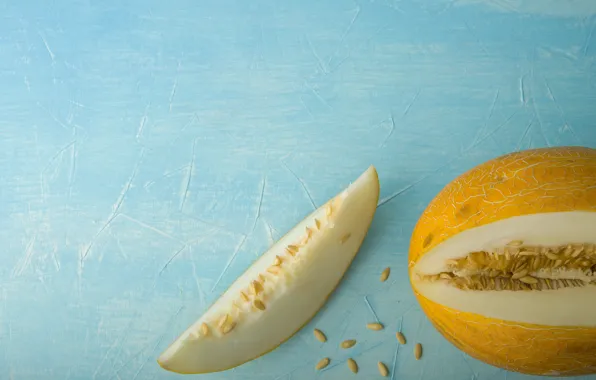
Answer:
(511, 269, 529, 279)
(315, 357, 330, 370)
(519, 276, 538, 285)
(380, 267, 391, 282)
(340, 233, 351, 244)
(200, 322, 209, 336)
(367, 322, 384, 331)
(240, 291, 249, 302)
(305, 227, 314, 238)
(273, 256, 282, 266)
(267, 265, 281, 275)
(545, 252, 559, 260)
(220, 321, 236, 335)
(250, 281, 263, 295)
(396, 332, 407, 344)
(315, 218, 321, 230)
(218, 314, 229, 328)
(325, 203, 333, 216)
(286, 245, 298, 256)
(347, 358, 358, 373)
(253, 299, 266, 310)
(314, 329, 327, 343)
(378, 361, 389, 377)
(341, 339, 357, 349)
(414, 343, 423, 360)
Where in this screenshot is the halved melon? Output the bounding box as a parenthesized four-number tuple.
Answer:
(158, 166, 380, 374)
(409, 146, 596, 376)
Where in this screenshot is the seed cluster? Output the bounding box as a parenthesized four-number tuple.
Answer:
(312, 322, 418, 375)
(427, 243, 596, 291)
(191, 200, 340, 340)
(310, 251, 423, 376)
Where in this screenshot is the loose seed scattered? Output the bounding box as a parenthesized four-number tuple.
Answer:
(378, 361, 389, 377)
(380, 267, 391, 282)
(315, 358, 330, 370)
(253, 299, 266, 310)
(341, 339, 357, 349)
(314, 329, 327, 343)
(347, 358, 358, 373)
(396, 332, 407, 344)
(414, 343, 423, 360)
(367, 322, 384, 331)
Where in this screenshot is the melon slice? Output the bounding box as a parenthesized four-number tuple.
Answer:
(158, 166, 380, 374)
(409, 146, 596, 376)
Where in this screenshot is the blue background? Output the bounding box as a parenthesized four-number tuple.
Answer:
(1, 0, 595, 379)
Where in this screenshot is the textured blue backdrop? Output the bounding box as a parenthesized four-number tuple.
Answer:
(1, 0, 595, 379)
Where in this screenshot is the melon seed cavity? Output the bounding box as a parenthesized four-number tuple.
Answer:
(420, 243, 596, 291)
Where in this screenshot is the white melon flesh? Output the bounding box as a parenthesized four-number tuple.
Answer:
(411, 211, 596, 327)
(158, 166, 380, 374)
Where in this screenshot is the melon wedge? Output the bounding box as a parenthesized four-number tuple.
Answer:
(158, 166, 380, 374)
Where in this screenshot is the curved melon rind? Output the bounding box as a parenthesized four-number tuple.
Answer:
(408, 146, 596, 376)
(158, 166, 380, 374)
(418, 295, 596, 377)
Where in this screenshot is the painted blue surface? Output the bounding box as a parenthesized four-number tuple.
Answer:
(1, 0, 595, 379)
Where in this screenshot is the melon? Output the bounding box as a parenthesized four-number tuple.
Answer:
(158, 166, 380, 374)
(409, 146, 596, 376)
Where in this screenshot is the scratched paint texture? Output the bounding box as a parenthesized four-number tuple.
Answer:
(0, 0, 595, 379)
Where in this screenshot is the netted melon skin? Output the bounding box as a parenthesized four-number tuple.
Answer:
(418, 295, 596, 376)
(409, 146, 596, 376)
